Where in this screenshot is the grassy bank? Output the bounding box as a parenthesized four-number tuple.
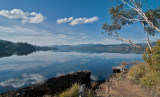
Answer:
(56, 83, 94, 97)
(129, 40, 160, 87)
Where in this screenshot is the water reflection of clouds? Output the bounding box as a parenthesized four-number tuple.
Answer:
(0, 74, 46, 88)
(99, 53, 142, 59)
(91, 75, 98, 81)
(62, 52, 142, 59)
(0, 52, 142, 62)
(0, 51, 142, 71)
(1, 52, 73, 62)
(0, 62, 52, 71)
(79, 59, 88, 64)
(56, 72, 65, 77)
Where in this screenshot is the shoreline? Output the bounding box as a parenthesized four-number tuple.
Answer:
(2, 62, 159, 97)
(0, 65, 133, 97)
(0, 71, 91, 97)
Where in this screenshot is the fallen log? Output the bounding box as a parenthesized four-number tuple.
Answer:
(0, 71, 91, 97)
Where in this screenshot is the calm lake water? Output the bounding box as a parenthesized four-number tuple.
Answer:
(0, 51, 143, 93)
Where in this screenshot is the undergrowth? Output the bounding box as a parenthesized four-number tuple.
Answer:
(58, 83, 94, 97)
(59, 83, 80, 97)
(129, 40, 160, 87)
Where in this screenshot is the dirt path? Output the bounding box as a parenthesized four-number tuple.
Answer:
(95, 73, 160, 97)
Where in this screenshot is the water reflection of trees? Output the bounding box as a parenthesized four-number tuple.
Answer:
(0, 42, 35, 58)
(0, 40, 58, 58)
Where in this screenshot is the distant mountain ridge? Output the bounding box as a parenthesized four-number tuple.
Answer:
(52, 42, 157, 54)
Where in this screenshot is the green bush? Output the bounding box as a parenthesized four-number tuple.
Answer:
(59, 83, 80, 97)
(143, 40, 160, 67)
(128, 62, 147, 79)
(140, 71, 160, 87)
(129, 40, 160, 87)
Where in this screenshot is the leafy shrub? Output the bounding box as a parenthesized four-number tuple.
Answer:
(140, 71, 160, 87)
(128, 62, 147, 79)
(129, 40, 160, 86)
(143, 40, 160, 67)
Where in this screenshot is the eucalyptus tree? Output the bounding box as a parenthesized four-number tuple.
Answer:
(103, 0, 160, 50)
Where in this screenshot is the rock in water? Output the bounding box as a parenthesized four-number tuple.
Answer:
(112, 66, 127, 73)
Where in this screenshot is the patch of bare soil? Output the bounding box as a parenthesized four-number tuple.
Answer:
(95, 73, 160, 97)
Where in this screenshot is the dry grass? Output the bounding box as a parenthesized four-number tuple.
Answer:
(140, 70, 160, 87)
(57, 83, 94, 97)
(58, 83, 80, 97)
(128, 62, 160, 87)
(84, 88, 94, 97)
(128, 62, 147, 79)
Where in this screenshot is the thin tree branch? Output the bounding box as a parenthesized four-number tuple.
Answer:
(129, 0, 136, 7)
(121, 0, 160, 32)
(121, 16, 145, 22)
(122, 0, 135, 9)
(142, 22, 152, 50)
(136, 5, 152, 51)
(114, 32, 144, 49)
(139, 0, 142, 10)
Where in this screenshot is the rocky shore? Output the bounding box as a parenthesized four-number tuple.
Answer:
(2, 66, 160, 97)
(0, 71, 91, 97)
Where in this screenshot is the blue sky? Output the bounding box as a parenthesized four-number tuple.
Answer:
(0, 0, 159, 46)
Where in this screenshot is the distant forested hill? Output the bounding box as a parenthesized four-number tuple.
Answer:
(0, 39, 58, 58)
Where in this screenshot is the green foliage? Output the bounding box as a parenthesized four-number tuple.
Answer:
(129, 62, 160, 86)
(58, 84, 95, 97)
(59, 83, 80, 97)
(140, 71, 160, 87)
(129, 40, 160, 86)
(102, 3, 138, 35)
(145, 9, 160, 36)
(102, 0, 160, 42)
(143, 40, 160, 67)
(129, 62, 146, 80)
(142, 48, 152, 66)
(0, 40, 57, 58)
(0, 40, 36, 57)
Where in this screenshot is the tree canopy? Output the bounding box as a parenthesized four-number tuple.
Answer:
(103, 0, 160, 50)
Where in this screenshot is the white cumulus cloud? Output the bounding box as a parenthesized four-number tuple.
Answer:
(56, 17, 73, 24)
(56, 16, 99, 26)
(70, 16, 99, 26)
(0, 9, 45, 23)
